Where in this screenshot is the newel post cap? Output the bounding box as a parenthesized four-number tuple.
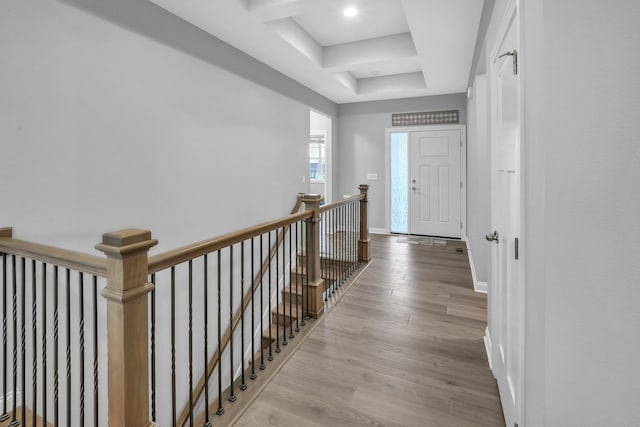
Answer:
(0, 227, 13, 238)
(95, 228, 158, 257)
(301, 194, 323, 203)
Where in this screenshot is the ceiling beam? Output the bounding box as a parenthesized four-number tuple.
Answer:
(267, 18, 323, 65)
(323, 33, 417, 70)
(358, 71, 426, 95)
(247, 0, 345, 23)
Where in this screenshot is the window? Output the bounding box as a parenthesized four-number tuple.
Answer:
(309, 133, 326, 182)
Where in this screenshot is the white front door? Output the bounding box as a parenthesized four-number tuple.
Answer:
(409, 129, 462, 238)
(489, 2, 523, 426)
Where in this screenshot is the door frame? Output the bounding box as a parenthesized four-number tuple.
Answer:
(309, 109, 332, 203)
(384, 124, 467, 237)
(487, 0, 526, 425)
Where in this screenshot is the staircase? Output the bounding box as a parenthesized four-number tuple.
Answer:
(262, 245, 357, 354)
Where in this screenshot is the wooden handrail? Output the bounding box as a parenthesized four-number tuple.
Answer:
(0, 235, 107, 277)
(148, 210, 312, 274)
(317, 193, 363, 214)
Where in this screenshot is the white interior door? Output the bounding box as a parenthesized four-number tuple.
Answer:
(489, 3, 523, 426)
(409, 130, 461, 238)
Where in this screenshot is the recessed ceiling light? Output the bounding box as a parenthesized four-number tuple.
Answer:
(344, 7, 358, 17)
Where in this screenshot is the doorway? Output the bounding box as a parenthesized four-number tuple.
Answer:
(309, 110, 332, 203)
(386, 125, 466, 238)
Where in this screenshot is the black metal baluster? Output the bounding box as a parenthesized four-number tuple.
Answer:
(42, 263, 47, 426)
(345, 203, 349, 271)
(356, 201, 360, 267)
(54, 266, 59, 427)
(150, 273, 156, 424)
(281, 227, 288, 346)
(295, 222, 300, 332)
(259, 235, 265, 371)
(20, 258, 25, 426)
(31, 260, 37, 427)
(0, 254, 7, 422)
(250, 238, 257, 381)
(188, 260, 194, 427)
(79, 272, 85, 427)
(301, 222, 306, 326)
(267, 232, 273, 361)
(216, 251, 224, 416)
(352, 201, 356, 272)
(348, 203, 352, 273)
(240, 241, 247, 391)
(340, 205, 347, 286)
(305, 219, 310, 321)
(228, 246, 236, 403)
(65, 268, 70, 427)
(9, 256, 17, 427)
(358, 201, 362, 265)
(171, 267, 177, 426)
(331, 209, 340, 291)
(92, 275, 98, 427)
(288, 226, 294, 340)
(0, 255, 5, 422)
(347, 203, 351, 275)
(203, 256, 211, 427)
(275, 229, 280, 353)
(322, 213, 327, 300)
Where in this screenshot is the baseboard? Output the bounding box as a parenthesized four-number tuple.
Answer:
(368, 228, 387, 235)
(464, 238, 488, 294)
(484, 327, 494, 373)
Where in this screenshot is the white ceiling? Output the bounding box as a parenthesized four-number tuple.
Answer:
(149, 0, 484, 104)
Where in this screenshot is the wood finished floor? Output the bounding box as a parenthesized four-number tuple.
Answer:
(234, 234, 504, 427)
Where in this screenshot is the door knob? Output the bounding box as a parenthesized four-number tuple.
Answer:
(412, 187, 418, 191)
(485, 231, 499, 242)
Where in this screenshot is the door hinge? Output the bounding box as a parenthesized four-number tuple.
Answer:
(460, 181, 462, 189)
(460, 221, 463, 230)
(515, 237, 519, 260)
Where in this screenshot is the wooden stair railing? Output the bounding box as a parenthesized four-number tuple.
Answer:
(0, 185, 370, 426)
(174, 195, 304, 427)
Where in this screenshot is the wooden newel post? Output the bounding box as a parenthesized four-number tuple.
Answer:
(358, 184, 371, 262)
(301, 194, 325, 318)
(96, 229, 158, 427)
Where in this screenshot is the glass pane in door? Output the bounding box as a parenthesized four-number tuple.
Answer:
(390, 133, 409, 233)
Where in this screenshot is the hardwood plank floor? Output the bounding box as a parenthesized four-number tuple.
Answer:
(234, 234, 504, 426)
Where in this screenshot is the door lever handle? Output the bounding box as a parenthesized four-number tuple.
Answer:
(485, 231, 499, 242)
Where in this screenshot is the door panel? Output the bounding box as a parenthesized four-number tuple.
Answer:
(410, 130, 461, 238)
(489, 4, 523, 426)
(419, 165, 431, 221)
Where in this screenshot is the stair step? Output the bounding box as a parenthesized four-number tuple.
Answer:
(271, 302, 299, 326)
(261, 323, 295, 346)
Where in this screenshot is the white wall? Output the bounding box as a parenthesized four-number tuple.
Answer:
(466, 74, 490, 284)
(0, 1, 337, 421)
(337, 94, 467, 231)
(540, 1, 640, 425)
(0, 0, 337, 254)
(476, 0, 640, 425)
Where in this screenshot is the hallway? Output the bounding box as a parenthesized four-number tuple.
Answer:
(235, 234, 504, 426)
